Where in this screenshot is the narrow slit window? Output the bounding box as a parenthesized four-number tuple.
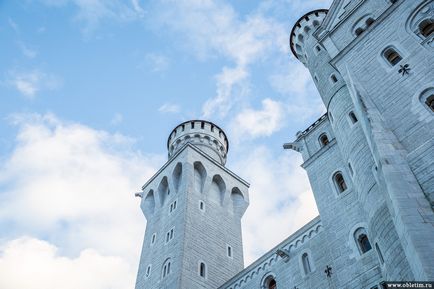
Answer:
(302, 252, 312, 274)
(227, 246, 232, 257)
(383, 48, 402, 66)
(349, 111, 358, 123)
(349, 163, 354, 176)
(199, 262, 206, 278)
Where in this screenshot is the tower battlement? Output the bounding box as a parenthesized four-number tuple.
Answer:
(167, 120, 229, 165)
(290, 9, 328, 65)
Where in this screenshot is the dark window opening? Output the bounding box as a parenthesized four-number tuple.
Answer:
(366, 18, 374, 27)
(425, 95, 434, 112)
(269, 279, 276, 289)
(227, 246, 232, 257)
(199, 262, 206, 277)
(319, 134, 329, 147)
(201, 122, 205, 129)
(191, 122, 195, 129)
(331, 74, 338, 83)
(316, 45, 321, 52)
(349, 111, 358, 123)
(358, 234, 372, 253)
(384, 48, 402, 66)
(355, 28, 364, 36)
(334, 172, 347, 193)
(419, 19, 434, 37)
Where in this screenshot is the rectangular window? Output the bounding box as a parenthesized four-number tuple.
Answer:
(227, 245, 232, 257)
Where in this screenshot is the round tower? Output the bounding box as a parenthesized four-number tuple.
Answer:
(289, 9, 413, 282)
(167, 120, 229, 165)
(290, 9, 328, 66)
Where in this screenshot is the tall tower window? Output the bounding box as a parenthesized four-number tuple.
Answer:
(383, 47, 402, 66)
(227, 245, 232, 258)
(166, 228, 174, 243)
(354, 228, 372, 254)
(199, 262, 206, 278)
(146, 265, 152, 278)
(151, 233, 156, 245)
(302, 252, 312, 274)
(333, 172, 347, 193)
(162, 259, 171, 278)
(319, 133, 329, 147)
(419, 19, 434, 37)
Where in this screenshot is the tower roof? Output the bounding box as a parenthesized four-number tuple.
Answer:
(167, 119, 229, 165)
(289, 9, 328, 60)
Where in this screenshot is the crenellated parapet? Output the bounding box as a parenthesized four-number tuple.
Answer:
(167, 120, 229, 165)
(290, 9, 328, 66)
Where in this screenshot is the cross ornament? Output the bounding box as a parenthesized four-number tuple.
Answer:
(325, 265, 333, 278)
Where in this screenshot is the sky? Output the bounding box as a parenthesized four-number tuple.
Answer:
(0, 0, 332, 288)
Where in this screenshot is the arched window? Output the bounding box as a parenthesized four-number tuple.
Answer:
(146, 265, 151, 278)
(319, 133, 329, 147)
(349, 111, 358, 123)
(302, 252, 311, 274)
(262, 275, 277, 289)
(334, 172, 347, 193)
(425, 94, 434, 112)
(354, 228, 372, 254)
(383, 47, 402, 66)
(419, 19, 434, 38)
(199, 262, 206, 278)
(162, 259, 171, 278)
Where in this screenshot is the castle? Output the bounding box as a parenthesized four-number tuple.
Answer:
(135, 0, 434, 288)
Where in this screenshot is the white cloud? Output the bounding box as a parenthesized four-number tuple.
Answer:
(145, 52, 170, 72)
(0, 113, 163, 285)
(7, 70, 61, 98)
(230, 98, 286, 140)
(158, 102, 180, 114)
(0, 237, 134, 289)
(151, 1, 287, 118)
(39, 0, 143, 34)
(232, 147, 318, 264)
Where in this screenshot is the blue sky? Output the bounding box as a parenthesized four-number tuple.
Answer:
(0, 0, 331, 288)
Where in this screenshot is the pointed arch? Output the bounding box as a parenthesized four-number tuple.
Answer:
(143, 189, 155, 215)
(209, 175, 225, 205)
(172, 162, 182, 193)
(194, 161, 207, 194)
(231, 187, 245, 216)
(158, 177, 169, 206)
